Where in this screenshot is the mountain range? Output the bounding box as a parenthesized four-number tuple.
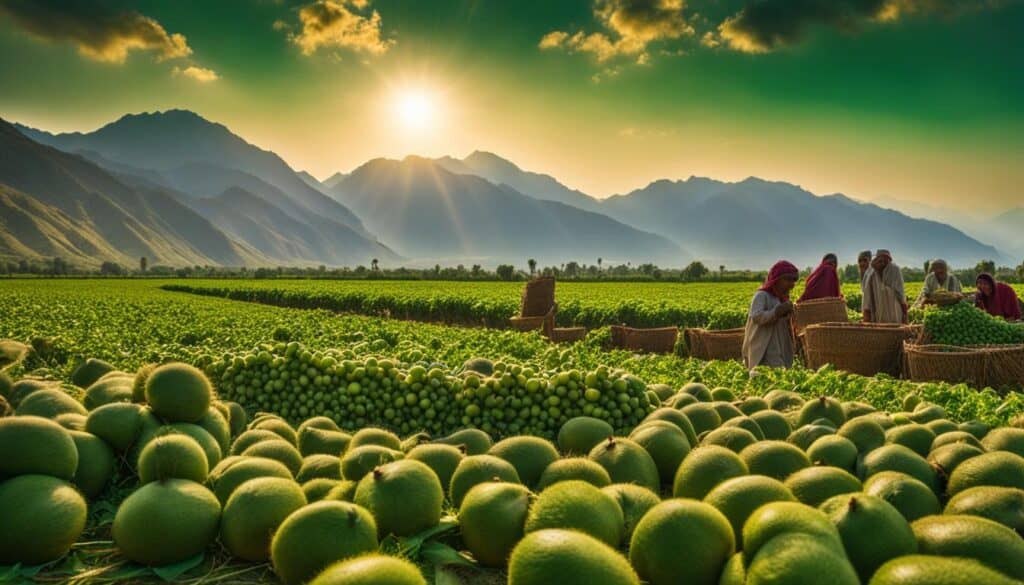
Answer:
(1, 109, 1015, 269)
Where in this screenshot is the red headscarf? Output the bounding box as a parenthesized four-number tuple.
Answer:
(760, 260, 800, 301)
(976, 273, 1022, 321)
(798, 255, 841, 302)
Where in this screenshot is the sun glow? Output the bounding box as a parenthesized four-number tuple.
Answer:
(393, 88, 438, 131)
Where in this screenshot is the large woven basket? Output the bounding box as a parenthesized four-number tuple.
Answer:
(802, 322, 916, 376)
(980, 344, 1024, 390)
(610, 325, 679, 354)
(520, 277, 556, 317)
(792, 297, 849, 335)
(903, 343, 988, 388)
(549, 327, 587, 344)
(684, 328, 744, 361)
(509, 303, 556, 332)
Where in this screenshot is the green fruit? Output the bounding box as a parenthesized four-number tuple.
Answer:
(928, 442, 984, 479)
(254, 418, 299, 445)
(739, 397, 770, 415)
(221, 477, 307, 561)
(303, 478, 343, 503)
(458, 481, 532, 567)
(765, 389, 804, 412)
(126, 407, 163, 467)
(886, 424, 936, 457)
(85, 402, 143, 451)
(197, 407, 231, 456)
(630, 499, 734, 585)
(489, 436, 559, 488)
(787, 424, 836, 451)
(704, 475, 796, 547)
(981, 428, 1024, 457)
(588, 437, 660, 492)
(509, 529, 640, 585)
(807, 435, 859, 471)
(908, 403, 946, 424)
(947, 451, 1024, 496)
(449, 454, 521, 508)
(15, 387, 87, 418)
(745, 532, 859, 585)
(842, 401, 876, 419)
(355, 459, 443, 537)
(138, 434, 209, 484)
(341, 445, 404, 481)
(231, 429, 283, 455)
(785, 466, 861, 507)
(721, 415, 765, 440)
(69, 430, 116, 498)
(959, 420, 990, 439)
(944, 486, 1024, 532)
(434, 428, 493, 455)
(0, 475, 87, 565)
(224, 401, 247, 437)
(298, 416, 341, 433)
(740, 441, 810, 481)
(55, 412, 86, 430)
(741, 501, 843, 564)
(309, 555, 427, 585)
(462, 357, 494, 376)
(863, 471, 941, 522)
(712, 401, 744, 422)
(558, 416, 614, 455)
(673, 445, 749, 499)
(0, 416, 78, 480)
(166, 422, 222, 469)
(113, 479, 221, 566)
(931, 430, 983, 451)
(629, 422, 690, 484)
(858, 444, 937, 492)
(299, 427, 352, 457)
(647, 383, 675, 402)
(797, 396, 846, 428)
(211, 457, 294, 505)
(925, 419, 959, 436)
(868, 555, 1019, 585)
(525, 480, 623, 546)
(243, 439, 303, 476)
(537, 458, 611, 490)
(348, 427, 401, 451)
(680, 382, 712, 401)
(296, 454, 343, 482)
(680, 402, 722, 435)
(820, 494, 917, 581)
(71, 358, 115, 389)
(82, 376, 133, 410)
(700, 427, 758, 453)
(270, 501, 378, 585)
(144, 363, 212, 423)
(710, 387, 737, 402)
(643, 408, 699, 446)
(6, 378, 54, 407)
(324, 480, 359, 503)
(749, 410, 792, 441)
(131, 364, 155, 403)
(601, 483, 660, 541)
(405, 444, 463, 492)
(912, 514, 1024, 580)
(666, 392, 698, 408)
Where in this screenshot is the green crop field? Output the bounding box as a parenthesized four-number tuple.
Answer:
(3, 278, 1024, 584)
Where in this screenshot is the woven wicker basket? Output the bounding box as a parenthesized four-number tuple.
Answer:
(683, 328, 744, 361)
(903, 343, 988, 387)
(684, 328, 708, 359)
(802, 322, 916, 376)
(985, 345, 1024, 389)
(610, 325, 679, 354)
(792, 297, 849, 335)
(520, 277, 556, 317)
(549, 327, 587, 343)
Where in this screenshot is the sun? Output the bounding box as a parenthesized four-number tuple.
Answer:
(393, 88, 437, 131)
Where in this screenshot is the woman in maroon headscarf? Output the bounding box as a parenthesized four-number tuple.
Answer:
(743, 260, 800, 369)
(798, 253, 841, 302)
(975, 273, 1022, 321)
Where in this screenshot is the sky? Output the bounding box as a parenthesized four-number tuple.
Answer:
(0, 0, 1022, 212)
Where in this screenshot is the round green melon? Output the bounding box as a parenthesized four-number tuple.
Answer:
(0, 475, 87, 565)
(144, 363, 212, 423)
(112, 479, 221, 566)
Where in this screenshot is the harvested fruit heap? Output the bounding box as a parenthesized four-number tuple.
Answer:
(205, 341, 657, 439)
(5, 361, 1024, 585)
(923, 301, 1024, 346)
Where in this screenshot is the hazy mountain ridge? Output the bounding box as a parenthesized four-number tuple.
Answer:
(328, 156, 684, 266)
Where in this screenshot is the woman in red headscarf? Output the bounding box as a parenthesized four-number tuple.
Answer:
(798, 253, 841, 302)
(975, 273, 1021, 321)
(743, 260, 800, 369)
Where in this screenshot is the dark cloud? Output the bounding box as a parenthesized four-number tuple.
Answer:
(0, 0, 191, 63)
(717, 0, 1007, 52)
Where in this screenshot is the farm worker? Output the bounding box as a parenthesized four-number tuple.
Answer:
(857, 250, 873, 289)
(975, 273, 1022, 321)
(913, 259, 962, 308)
(743, 260, 800, 369)
(862, 250, 908, 324)
(798, 253, 841, 302)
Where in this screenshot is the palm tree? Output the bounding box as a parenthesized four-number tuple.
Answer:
(597, 257, 603, 273)
(528, 258, 537, 276)
(371, 258, 379, 271)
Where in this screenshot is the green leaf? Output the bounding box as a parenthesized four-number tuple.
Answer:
(152, 554, 204, 581)
(420, 541, 477, 569)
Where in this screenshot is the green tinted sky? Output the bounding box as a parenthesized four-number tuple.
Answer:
(1, 0, 1021, 211)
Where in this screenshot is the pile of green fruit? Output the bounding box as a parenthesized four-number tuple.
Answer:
(4, 358, 1024, 585)
(924, 302, 1024, 346)
(204, 341, 657, 439)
